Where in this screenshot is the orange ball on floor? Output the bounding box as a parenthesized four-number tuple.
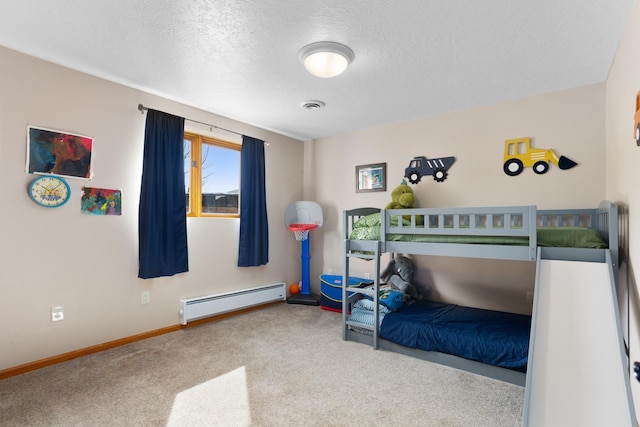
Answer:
(289, 283, 301, 295)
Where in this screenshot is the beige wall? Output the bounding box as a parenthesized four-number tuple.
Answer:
(310, 84, 606, 315)
(0, 46, 304, 371)
(606, 0, 640, 413)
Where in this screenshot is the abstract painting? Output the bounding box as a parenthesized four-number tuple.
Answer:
(27, 126, 94, 179)
(81, 187, 121, 215)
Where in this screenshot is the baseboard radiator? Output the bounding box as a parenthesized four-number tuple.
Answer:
(179, 282, 286, 325)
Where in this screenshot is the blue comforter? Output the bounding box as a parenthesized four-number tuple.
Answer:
(380, 300, 531, 372)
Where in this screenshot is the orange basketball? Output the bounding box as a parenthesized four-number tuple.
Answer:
(289, 283, 300, 295)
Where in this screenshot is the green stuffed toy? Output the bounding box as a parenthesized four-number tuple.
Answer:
(386, 179, 422, 224)
(386, 179, 416, 210)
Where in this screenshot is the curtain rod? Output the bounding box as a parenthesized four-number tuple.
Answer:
(137, 103, 269, 145)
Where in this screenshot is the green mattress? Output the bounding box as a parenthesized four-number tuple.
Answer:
(349, 213, 608, 248)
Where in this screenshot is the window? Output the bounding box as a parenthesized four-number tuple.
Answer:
(183, 131, 240, 217)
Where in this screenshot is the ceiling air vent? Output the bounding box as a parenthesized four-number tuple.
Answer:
(301, 100, 326, 110)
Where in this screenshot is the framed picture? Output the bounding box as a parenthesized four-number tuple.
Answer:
(26, 125, 94, 180)
(356, 163, 386, 193)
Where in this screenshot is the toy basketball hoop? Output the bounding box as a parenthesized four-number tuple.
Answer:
(288, 223, 318, 241)
(285, 201, 323, 306)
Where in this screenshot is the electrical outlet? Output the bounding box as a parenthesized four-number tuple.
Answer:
(364, 272, 370, 280)
(51, 306, 64, 322)
(526, 291, 534, 304)
(141, 291, 151, 305)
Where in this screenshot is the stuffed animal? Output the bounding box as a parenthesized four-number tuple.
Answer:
(386, 179, 423, 224)
(385, 179, 415, 210)
(381, 255, 419, 299)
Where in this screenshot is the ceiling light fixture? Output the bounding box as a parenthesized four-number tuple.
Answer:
(298, 41, 354, 78)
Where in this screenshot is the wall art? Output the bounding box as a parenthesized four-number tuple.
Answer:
(403, 155, 455, 184)
(81, 187, 121, 215)
(356, 163, 386, 193)
(634, 90, 640, 146)
(503, 137, 577, 176)
(26, 125, 94, 179)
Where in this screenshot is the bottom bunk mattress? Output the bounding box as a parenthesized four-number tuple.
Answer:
(380, 300, 531, 372)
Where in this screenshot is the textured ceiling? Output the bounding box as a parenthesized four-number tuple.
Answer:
(0, 1, 634, 140)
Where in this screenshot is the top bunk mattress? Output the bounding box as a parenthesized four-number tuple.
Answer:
(349, 212, 608, 249)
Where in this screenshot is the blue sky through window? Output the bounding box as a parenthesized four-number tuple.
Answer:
(184, 140, 240, 194)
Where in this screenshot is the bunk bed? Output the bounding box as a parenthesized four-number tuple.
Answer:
(342, 201, 619, 386)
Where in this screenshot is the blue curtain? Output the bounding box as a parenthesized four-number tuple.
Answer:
(238, 135, 269, 266)
(138, 109, 189, 279)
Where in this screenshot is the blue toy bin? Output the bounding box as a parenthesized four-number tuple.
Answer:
(320, 274, 373, 312)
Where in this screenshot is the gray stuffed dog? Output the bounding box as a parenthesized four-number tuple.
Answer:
(381, 255, 419, 299)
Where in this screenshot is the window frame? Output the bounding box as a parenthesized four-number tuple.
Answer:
(184, 131, 241, 218)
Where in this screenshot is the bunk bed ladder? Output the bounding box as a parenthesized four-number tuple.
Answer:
(342, 238, 382, 349)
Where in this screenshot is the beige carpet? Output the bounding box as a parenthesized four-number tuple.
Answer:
(0, 303, 524, 426)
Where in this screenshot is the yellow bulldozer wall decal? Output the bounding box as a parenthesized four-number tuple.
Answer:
(503, 137, 577, 176)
